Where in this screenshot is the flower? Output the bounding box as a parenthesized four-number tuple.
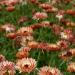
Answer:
(33, 12, 48, 20)
(67, 62, 75, 72)
(57, 40, 69, 50)
(66, 9, 75, 15)
(6, 32, 17, 39)
(6, 6, 15, 12)
(1, 23, 15, 33)
(16, 47, 31, 59)
(18, 16, 30, 24)
(0, 61, 15, 75)
(56, 10, 65, 21)
(0, 55, 6, 62)
(39, 3, 52, 9)
(20, 35, 34, 46)
(38, 66, 62, 75)
(16, 58, 37, 73)
(17, 27, 33, 36)
(60, 28, 75, 42)
(27, 41, 39, 49)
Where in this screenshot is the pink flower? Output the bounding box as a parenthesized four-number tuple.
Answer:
(16, 58, 37, 73)
(38, 66, 62, 75)
(0, 61, 15, 75)
(33, 12, 48, 20)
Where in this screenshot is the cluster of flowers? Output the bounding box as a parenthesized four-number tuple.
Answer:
(0, 0, 75, 74)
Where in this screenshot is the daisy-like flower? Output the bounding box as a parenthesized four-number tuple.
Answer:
(57, 40, 69, 50)
(60, 28, 75, 42)
(16, 47, 31, 59)
(39, 3, 52, 9)
(59, 49, 75, 60)
(67, 62, 75, 72)
(52, 25, 63, 35)
(21, 35, 34, 46)
(38, 66, 62, 75)
(40, 21, 50, 27)
(33, 12, 48, 20)
(59, 51, 72, 60)
(0, 54, 6, 62)
(1, 23, 15, 33)
(2, 0, 18, 6)
(16, 58, 37, 73)
(0, 61, 15, 75)
(17, 27, 33, 36)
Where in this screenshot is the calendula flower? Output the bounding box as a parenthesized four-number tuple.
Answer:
(67, 62, 75, 72)
(33, 12, 48, 20)
(16, 58, 37, 73)
(16, 47, 31, 59)
(38, 66, 62, 75)
(0, 61, 15, 75)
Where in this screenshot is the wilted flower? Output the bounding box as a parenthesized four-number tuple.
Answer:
(16, 58, 37, 73)
(0, 61, 15, 75)
(38, 66, 62, 75)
